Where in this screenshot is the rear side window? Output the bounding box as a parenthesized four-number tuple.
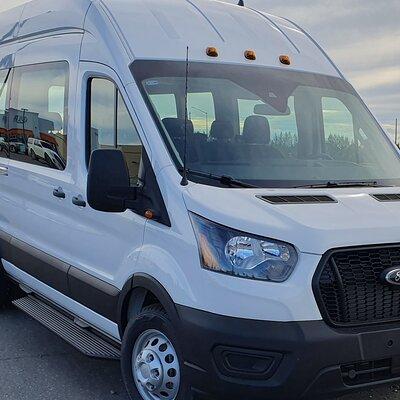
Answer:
(0, 69, 10, 159)
(8, 62, 68, 170)
(89, 78, 143, 185)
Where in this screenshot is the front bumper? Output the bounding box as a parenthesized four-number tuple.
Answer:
(176, 305, 400, 399)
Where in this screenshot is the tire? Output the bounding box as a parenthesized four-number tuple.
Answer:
(121, 304, 191, 400)
(9, 145, 16, 153)
(30, 150, 37, 160)
(0, 269, 10, 308)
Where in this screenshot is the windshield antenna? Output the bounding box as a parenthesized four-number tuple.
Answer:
(181, 46, 190, 186)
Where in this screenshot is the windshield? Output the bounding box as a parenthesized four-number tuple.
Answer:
(133, 61, 400, 188)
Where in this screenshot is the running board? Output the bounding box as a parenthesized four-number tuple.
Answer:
(12, 296, 120, 360)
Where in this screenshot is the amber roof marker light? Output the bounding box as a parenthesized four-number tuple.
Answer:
(279, 55, 291, 65)
(244, 50, 257, 61)
(206, 47, 219, 57)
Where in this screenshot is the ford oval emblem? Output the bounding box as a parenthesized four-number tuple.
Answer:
(382, 268, 400, 286)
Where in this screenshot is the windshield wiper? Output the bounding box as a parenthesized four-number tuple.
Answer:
(181, 168, 258, 188)
(295, 181, 392, 189)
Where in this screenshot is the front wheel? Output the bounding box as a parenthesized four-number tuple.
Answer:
(121, 304, 190, 400)
(0, 269, 10, 308)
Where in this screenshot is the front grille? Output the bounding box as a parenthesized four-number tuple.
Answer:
(314, 245, 400, 327)
(341, 359, 393, 386)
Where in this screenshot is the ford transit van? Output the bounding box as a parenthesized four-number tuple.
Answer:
(0, 1, 399, 399)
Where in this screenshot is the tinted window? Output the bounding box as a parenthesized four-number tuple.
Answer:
(9, 62, 68, 170)
(0, 69, 10, 158)
(90, 78, 143, 185)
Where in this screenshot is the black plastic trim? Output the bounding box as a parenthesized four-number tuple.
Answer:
(313, 243, 400, 328)
(0, 232, 120, 322)
(68, 266, 120, 322)
(117, 273, 180, 338)
(8, 237, 70, 295)
(175, 305, 400, 400)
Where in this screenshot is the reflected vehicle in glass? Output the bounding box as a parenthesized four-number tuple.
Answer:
(27, 138, 66, 170)
(6, 137, 26, 154)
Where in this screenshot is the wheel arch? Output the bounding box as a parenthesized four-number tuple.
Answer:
(117, 273, 180, 338)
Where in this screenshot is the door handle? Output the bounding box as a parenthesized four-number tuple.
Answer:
(53, 187, 66, 199)
(72, 195, 86, 208)
(0, 166, 8, 176)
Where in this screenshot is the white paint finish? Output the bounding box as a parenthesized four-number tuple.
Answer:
(2, 259, 120, 339)
(183, 184, 400, 255)
(18, 0, 90, 38)
(0, 0, 395, 328)
(101, 0, 340, 76)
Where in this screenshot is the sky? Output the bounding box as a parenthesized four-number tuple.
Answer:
(1, 0, 399, 137)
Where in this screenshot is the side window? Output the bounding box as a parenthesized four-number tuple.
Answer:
(322, 97, 356, 161)
(9, 62, 68, 170)
(187, 92, 215, 136)
(0, 69, 10, 159)
(89, 78, 143, 185)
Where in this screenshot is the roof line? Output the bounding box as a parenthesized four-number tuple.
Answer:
(283, 17, 344, 79)
(185, 0, 225, 43)
(249, 8, 300, 54)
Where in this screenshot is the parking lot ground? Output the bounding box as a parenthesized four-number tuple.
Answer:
(0, 306, 398, 400)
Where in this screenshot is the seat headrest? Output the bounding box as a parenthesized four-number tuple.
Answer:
(162, 118, 194, 139)
(243, 115, 271, 144)
(210, 120, 234, 141)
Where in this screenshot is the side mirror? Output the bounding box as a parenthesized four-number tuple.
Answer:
(87, 149, 137, 212)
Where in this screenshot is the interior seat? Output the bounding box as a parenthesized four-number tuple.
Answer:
(242, 115, 283, 160)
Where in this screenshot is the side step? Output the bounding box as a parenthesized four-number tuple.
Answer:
(12, 296, 120, 360)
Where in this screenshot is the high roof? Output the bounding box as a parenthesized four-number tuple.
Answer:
(0, 0, 341, 77)
(100, 0, 341, 76)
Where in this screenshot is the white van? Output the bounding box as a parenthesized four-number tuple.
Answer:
(0, 1, 399, 399)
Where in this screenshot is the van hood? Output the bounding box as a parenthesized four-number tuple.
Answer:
(183, 184, 400, 255)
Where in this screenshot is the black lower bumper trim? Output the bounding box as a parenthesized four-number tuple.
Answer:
(175, 305, 400, 400)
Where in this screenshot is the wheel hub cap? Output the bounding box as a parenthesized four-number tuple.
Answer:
(132, 330, 180, 400)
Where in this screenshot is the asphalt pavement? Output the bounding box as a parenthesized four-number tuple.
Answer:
(0, 306, 398, 400)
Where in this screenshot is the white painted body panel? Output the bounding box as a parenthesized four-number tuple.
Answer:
(0, 0, 396, 336)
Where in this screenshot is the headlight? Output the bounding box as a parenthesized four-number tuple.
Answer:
(190, 213, 298, 282)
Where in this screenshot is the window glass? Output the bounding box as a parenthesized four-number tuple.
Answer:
(187, 92, 215, 135)
(137, 61, 400, 188)
(9, 62, 68, 170)
(149, 94, 177, 120)
(0, 69, 9, 158)
(90, 79, 116, 148)
(90, 78, 143, 184)
(238, 96, 298, 157)
(322, 97, 356, 161)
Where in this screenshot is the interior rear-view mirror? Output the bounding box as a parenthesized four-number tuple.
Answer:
(254, 103, 291, 116)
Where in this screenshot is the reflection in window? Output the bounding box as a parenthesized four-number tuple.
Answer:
(149, 94, 177, 121)
(0, 69, 10, 158)
(322, 97, 356, 161)
(90, 78, 143, 184)
(9, 62, 68, 170)
(187, 92, 215, 135)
